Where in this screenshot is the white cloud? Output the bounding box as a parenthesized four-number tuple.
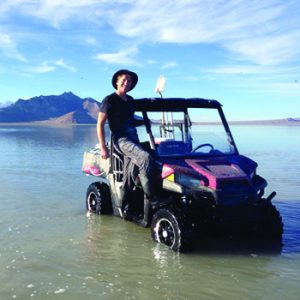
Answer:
(1, 0, 300, 67)
(204, 63, 300, 97)
(84, 36, 97, 46)
(224, 30, 300, 65)
(0, 33, 27, 62)
(0, 0, 26, 15)
(109, 0, 300, 66)
(207, 64, 300, 79)
(28, 59, 76, 74)
(55, 59, 77, 72)
(161, 62, 178, 69)
(29, 61, 56, 74)
(95, 47, 138, 65)
(208, 65, 263, 75)
(3, 0, 113, 28)
(147, 59, 157, 65)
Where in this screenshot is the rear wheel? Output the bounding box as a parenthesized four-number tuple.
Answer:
(151, 208, 193, 252)
(86, 182, 112, 215)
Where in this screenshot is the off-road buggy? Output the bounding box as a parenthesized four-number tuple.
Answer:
(82, 97, 283, 252)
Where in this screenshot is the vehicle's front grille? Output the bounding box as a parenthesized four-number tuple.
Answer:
(217, 180, 254, 206)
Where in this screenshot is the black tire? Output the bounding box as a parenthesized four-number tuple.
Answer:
(86, 182, 112, 215)
(151, 208, 193, 252)
(256, 203, 283, 239)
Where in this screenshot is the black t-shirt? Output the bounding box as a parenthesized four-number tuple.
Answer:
(99, 93, 138, 142)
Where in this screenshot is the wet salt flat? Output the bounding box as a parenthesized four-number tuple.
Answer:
(0, 125, 300, 299)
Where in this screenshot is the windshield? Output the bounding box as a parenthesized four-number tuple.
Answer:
(136, 107, 237, 157)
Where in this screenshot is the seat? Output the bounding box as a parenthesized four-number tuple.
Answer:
(157, 140, 190, 155)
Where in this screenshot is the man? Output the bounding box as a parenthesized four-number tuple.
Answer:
(97, 69, 155, 227)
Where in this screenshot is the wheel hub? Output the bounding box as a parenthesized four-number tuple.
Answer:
(162, 230, 168, 238)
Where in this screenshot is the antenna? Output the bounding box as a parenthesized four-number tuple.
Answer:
(154, 75, 166, 98)
(154, 75, 174, 139)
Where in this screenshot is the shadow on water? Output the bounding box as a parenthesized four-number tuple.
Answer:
(84, 199, 300, 257)
(192, 234, 283, 256)
(192, 199, 300, 256)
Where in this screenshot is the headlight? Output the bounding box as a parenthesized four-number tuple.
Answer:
(176, 173, 202, 189)
(162, 164, 203, 190)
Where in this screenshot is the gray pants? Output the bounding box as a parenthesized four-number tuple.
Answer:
(116, 137, 154, 197)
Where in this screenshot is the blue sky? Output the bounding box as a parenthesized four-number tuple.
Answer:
(0, 0, 299, 121)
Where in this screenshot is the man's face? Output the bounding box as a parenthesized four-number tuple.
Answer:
(116, 74, 132, 93)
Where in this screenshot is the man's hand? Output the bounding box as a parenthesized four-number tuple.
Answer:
(97, 112, 109, 159)
(101, 145, 109, 159)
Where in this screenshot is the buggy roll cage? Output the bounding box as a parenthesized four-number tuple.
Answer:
(108, 97, 239, 180)
(134, 98, 239, 155)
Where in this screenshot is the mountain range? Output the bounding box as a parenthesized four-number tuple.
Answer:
(0, 92, 100, 124)
(0, 92, 299, 125)
(0, 101, 13, 108)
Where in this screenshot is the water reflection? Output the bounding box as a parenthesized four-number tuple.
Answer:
(85, 213, 133, 260)
(1, 125, 300, 300)
(277, 201, 300, 254)
(0, 125, 97, 148)
(152, 244, 182, 269)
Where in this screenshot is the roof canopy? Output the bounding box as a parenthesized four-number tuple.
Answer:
(134, 98, 222, 111)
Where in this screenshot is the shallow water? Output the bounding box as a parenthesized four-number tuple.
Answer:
(0, 125, 299, 299)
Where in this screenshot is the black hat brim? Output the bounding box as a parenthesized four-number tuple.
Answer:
(112, 69, 138, 91)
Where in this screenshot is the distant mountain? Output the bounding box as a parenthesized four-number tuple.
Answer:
(228, 117, 300, 125)
(0, 92, 100, 124)
(0, 92, 299, 125)
(0, 101, 13, 108)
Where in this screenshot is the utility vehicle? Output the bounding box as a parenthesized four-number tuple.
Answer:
(82, 97, 283, 251)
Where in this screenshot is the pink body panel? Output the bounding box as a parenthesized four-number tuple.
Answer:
(185, 159, 248, 189)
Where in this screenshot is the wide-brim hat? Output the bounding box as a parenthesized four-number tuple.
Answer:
(112, 69, 138, 91)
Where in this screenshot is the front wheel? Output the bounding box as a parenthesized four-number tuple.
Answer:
(151, 208, 193, 252)
(86, 182, 112, 215)
(255, 203, 283, 239)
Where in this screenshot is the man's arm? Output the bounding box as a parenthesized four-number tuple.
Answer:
(97, 112, 109, 159)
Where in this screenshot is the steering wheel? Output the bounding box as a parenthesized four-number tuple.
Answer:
(192, 143, 214, 153)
